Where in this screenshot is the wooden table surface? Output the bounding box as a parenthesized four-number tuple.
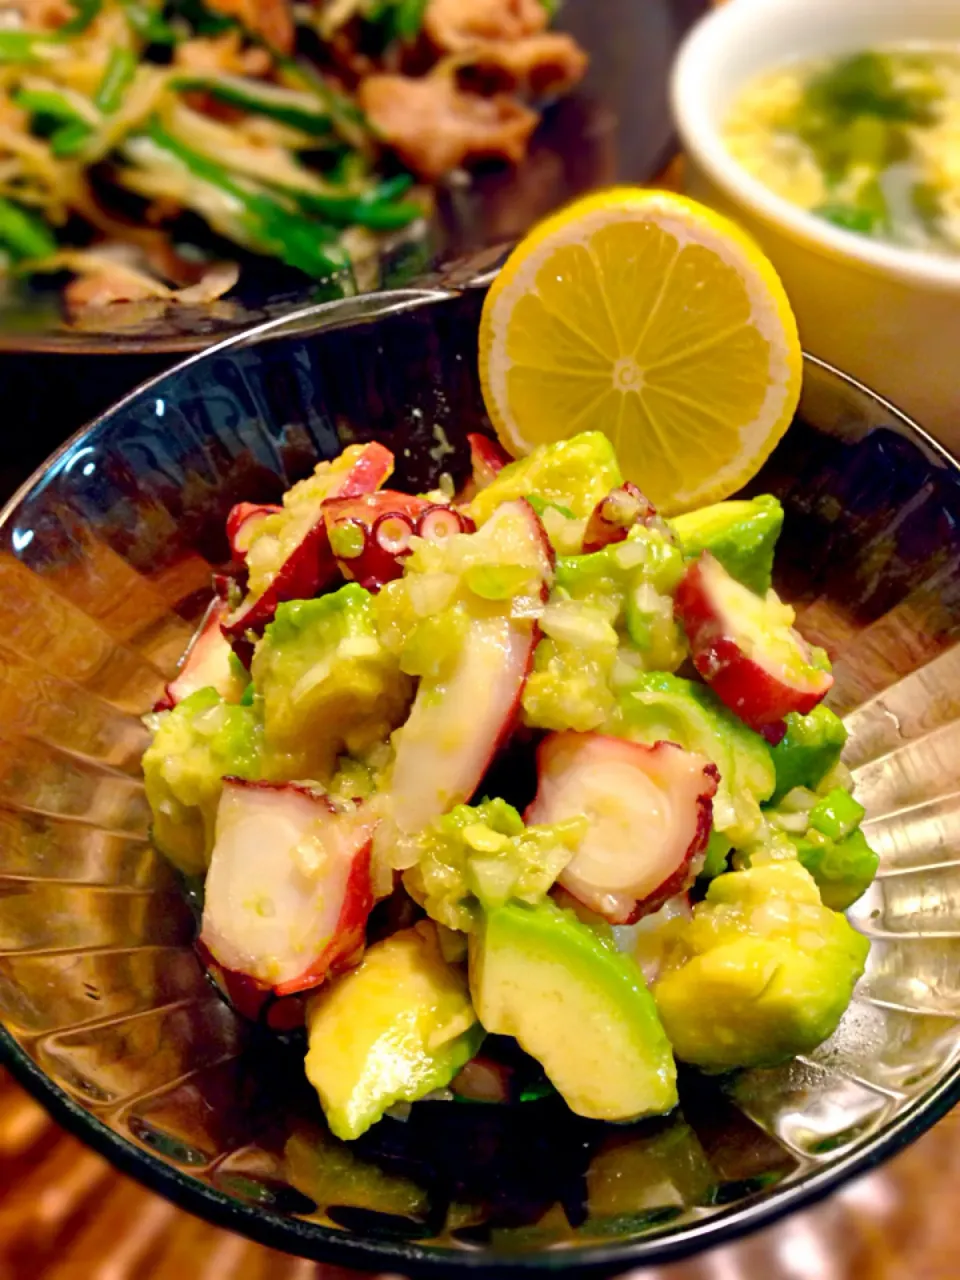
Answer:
(0, 1064, 956, 1280)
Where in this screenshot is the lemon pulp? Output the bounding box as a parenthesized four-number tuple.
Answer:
(479, 189, 802, 514)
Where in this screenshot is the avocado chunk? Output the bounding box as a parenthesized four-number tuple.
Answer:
(470, 900, 677, 1121)
(522, 597, 620, 732)
(671, 495, 783, 595)
(653, 861, 869, 1071)
(252, 584, 413, 782)
(304, 922, 483, 1141)
(467, 432, 622, 525)
(615, 672, 775, 849)
(769, 705, 848, 803)
(143, 687, 261, 875)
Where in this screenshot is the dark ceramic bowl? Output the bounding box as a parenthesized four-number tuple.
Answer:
(0, 287, 959, 1276)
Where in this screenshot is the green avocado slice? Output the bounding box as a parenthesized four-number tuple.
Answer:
(305, 922, 484, 1141)
(671, 495, 783, 595)
(653, 862, 869, 1071)
(467, 432, 622, 525)
(469, 900, 677, 1122)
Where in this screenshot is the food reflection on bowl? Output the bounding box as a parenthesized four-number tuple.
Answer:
(672, 0, 960, 448)
(1, 289, 960, 1273)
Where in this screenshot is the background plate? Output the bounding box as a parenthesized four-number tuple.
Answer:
(0, 0, 707, 357)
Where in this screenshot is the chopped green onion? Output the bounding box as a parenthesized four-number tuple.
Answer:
(526, 494, 577, 520)
(517, 1077, 558, 1103)
(322, 147, 369, 187)
(172, 75, 332, 136)
(143, 121, 352, 279)
(22, 101, 95, 153)
(365, 173, 413, 202)
(815, 203, 881, 234)
(0, 31, 62, 63)
(275, 56, 370, 151)
(808, 787, 865, 842)
(13, 87, 88, 125)
(368, 0, 429, 44)
(50, 119, 94, 157)
(815, 173, 890, 236)
(171, 0, 235, 37)
(0, 197, 57, 260)
(393, 0, 428, 40)
(60, 0, 102, 34)
(122, 0, 179, 44)
(295, 191, 420, 230)
(290, 175, 420, 230)
(804, 52, 941, 126)
(95, 47, 137, 114)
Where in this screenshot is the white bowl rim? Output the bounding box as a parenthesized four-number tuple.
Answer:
(671, 0, 960, 293)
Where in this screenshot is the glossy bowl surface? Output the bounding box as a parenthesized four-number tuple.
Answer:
(671, 0, 960, 450)
(1, 289, 960, 1276)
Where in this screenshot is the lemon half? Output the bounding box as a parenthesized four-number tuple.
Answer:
(478, 189, 802, 515)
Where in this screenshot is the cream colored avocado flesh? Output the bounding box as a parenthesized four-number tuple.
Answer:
(305, 923, 483, 1141)
(470, 900, 677, 1121)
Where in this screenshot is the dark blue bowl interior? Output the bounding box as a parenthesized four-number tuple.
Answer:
(0, 288, 959, 1276)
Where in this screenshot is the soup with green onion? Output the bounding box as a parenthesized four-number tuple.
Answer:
(724, 49, 960, 255)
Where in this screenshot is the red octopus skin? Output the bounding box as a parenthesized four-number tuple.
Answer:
(222, 441, 393, 651)
(582, 482, 655, 554)
(226, 502, 282, 562)
(674, 552, 833, 731)
(200, 779, 376, 999)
